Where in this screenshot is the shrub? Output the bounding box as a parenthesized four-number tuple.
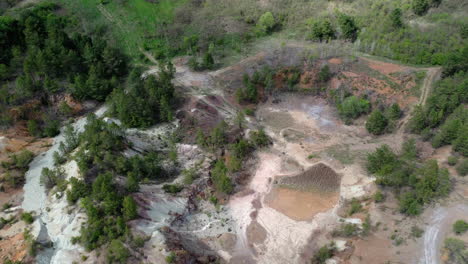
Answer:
(366, 110, 389, 135)
(456, 159, 468, 176)
(211, 160, 233, 194)
(348, 198, 362, 216)
(162, 184, 183, 194)
(11, 150, 34, 169)
(412, 0, 429, 16)
(337, 96, 370, 122)
(390, 8, 403, 28)
(388, 103, 402, 120)
(411, 226, 424, 238)
(318, 65, 331, 82)
(21, 212, 34, 224)
(27, 120, 40, 137)
(453, 220, 468, 235)
(108, 240, 130, 263)
(401, 138, 418, 161)
(366, 145, 398, 176)
(444, 237, 466, 263)
(337, 13, 359, 41)
(122, 196, 138, 221)
(311, 243, 335, 264)
(166, 252, 176, 263)
(309, 20, 335, 41)
(256, 12, 276, 36)
(374, 190, 385, 203)
(250, 128, 270, 148)
(447, 156, 458, 166)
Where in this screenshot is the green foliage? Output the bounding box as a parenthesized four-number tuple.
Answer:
(333, 223, 359, 237)
(337, 96, 370, 123)
(109, 63, 175, 128)
(0, 4, 129, 131)
(389, 8, 403, 28)
(366, 145, 398, 177)
(21, 212, 34, 224)
(122, 196, 138, 221)
(401, 139, 418, 161)
(211, 159, 233, 194)
(311, 243, 335, 264)
(456, 159, 468, 176)
(366, 110, 388, 135)
(250, 128, 271, 148)
(308, 19, 335, 41)
(11, 150, 34, 169)
(348, 198, 362, 216)
(337, 13, 359, 41)
(368, 142, 451, 215)
(448, 156, 458, 166)
(411, 226, 424, 238)
(453, 220, 468, 235)
(256, 12, 276, 36)
(444, 237, 466, 263)
(374, 190, 385, 203)
(412, 0, 429, 16)
(318, 65, 332, 82)
(165, 252, 176, 263)
(40, 167, 65, 191)
(27, 120, 40, 137)
(388, 103, 402, 120)
(108, 239, 130, 263)
(162, 184, 183, 194)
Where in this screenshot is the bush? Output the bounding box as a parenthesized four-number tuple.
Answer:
(166, 252, 176, 263)
(21, 212, 34, 224)
(366, 110, 388, 135)
(337, 13, 359, 41)
(453, 220, 468, 235)
(318, 65, 331, 82)
(108, 240, 130, 263)
(411, 226, 424, 238)
(388, 103, 402, 120)
(122, 196, 138, 221)
(366, 145, 398, 176)
(211, 160, 233, 194)
(11, 150, 34, 169)
(337, 96, 371, 122)
(250, 129, 270, 148)
(309, 20, 335, 41)
(256, 12, 276, 36)
(444, 237, 466, 263)
(311, 243, 335, 264)
(162, 184, 183, 194)
(412, 0, 429, 16)
(456, 159, 468, 176)
(348, 198, 362, 216)
(374, 190, 385, 203)
(448, 156, 458, 166)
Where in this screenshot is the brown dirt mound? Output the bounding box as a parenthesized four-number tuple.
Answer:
(278, 163, 341, 192)
(265, 187, 339, 221)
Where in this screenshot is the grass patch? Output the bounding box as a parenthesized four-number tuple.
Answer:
(325, 145, 355, 165)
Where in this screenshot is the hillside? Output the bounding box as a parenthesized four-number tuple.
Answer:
(0, 0, 467, 264)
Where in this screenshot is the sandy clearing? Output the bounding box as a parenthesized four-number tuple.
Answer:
(265, 187, 339, 221)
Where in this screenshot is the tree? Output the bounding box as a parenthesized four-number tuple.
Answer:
(318, 65, 331, 82)
(337, 14, 358, 41)
(108, 239, 130, 263)
(122, 196, 137, 221)
(256, 12, 276, 36)
(366, 110, 388, 135)
(456, 159, 468, 176)
(388, 103, 402, 120)
(211, 160, 233, 193)
(453, 220, 468, 235)
(412, 0, 429, 16)
(390, 8, 403, 28)
(444, 238, 466, 263)
(366, 145, 398, 176)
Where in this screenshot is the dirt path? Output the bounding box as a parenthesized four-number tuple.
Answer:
(397, 66, 441, 134)
(420, 205, 468, 264)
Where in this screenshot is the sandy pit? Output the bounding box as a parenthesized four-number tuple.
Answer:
(265, 187, 339, 221)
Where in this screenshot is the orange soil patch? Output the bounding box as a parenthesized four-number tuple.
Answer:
(328, 58, 343, 65)
(350, 235, 393, 264)
(362, 58, 408, 75)
(0, 232, 27, 262)
(265, 187, 339, 221)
